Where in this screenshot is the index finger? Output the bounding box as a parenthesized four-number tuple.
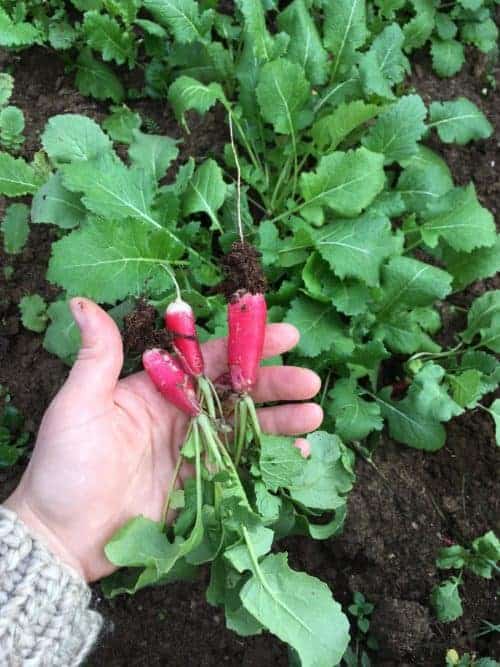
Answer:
(203, 323, 300, 380)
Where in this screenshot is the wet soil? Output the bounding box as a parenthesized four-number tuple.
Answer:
(219, 240, 267, 299)
(122, 300, 171, 355)
(0, 44, 499, 667)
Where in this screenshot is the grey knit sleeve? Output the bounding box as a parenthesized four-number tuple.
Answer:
(0, 506, 103, 666)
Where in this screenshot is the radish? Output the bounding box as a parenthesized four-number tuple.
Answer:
(142, 348, 201, 417)
(228, 291, 267, 394)
(165, 298, 204, 377)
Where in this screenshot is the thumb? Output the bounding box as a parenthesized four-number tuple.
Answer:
(66, 297, 124, 398)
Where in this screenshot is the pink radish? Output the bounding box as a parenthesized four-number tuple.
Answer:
(143, 348, 201, 417)
(228, 291, 267, 394)
(165, 299, 204, 377)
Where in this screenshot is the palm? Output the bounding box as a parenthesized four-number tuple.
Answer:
(8, 301, 322, 581)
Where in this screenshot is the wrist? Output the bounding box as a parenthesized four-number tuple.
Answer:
(4, 491, 87, 581)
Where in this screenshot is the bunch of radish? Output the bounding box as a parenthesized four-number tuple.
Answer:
(140, 250, 268, 523)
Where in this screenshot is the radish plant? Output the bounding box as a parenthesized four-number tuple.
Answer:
(0, 0, 499, 663)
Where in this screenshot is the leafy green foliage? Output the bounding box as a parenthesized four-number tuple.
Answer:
(432, 531, 500, 623)
(19, 294, 48, 333)
(1, 203, 29, 254)
(0, 106, 25, 151)
(0, 391, 30, 468)
(0, 0, 499, 658)
(431, 577, 463, 623)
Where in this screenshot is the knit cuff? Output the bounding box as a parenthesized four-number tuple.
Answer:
(0, 506, 102, 666)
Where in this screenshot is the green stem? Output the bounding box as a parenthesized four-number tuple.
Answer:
(234, 399, 248, 466)
(408, 342, 464, 364)
(197, 413, 224, 469)
(244, 394, 262, 445)
(198, 376, 217, 420)
(161, 445, 185, 524)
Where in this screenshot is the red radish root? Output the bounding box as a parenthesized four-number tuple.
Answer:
(228, 291, 267, 394)
(165, 299, 204, 377)
(143, 348, 201, 417)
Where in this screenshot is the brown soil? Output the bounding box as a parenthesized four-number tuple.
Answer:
(219, 240, 267, 299)
(122, 300, 171, 355)
(0, 44, 499, 667)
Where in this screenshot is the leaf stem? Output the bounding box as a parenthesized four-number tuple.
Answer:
(229, 113, 244, 243)
(161, 444, 185, 524)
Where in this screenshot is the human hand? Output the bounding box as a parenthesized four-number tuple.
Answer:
(5, 298, 322, 582)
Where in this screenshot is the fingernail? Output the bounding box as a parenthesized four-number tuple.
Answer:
(69, 298, 87, 328)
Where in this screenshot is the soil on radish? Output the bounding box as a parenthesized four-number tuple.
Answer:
(123, 300, 171, 355)
(0, 44, 499, 666)
(219, 240, 267, 300)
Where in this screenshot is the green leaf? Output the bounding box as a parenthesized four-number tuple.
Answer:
(258, 220, 280, 266)
(396, 146, 453, 213)
(442, 237, 500, 290)
(0, 106, 25, 143)
(449, 369, 482, 408)
(359, 24, 410, 99)
(42, 114, 112, 164)
(489, 399, 500, 446)
(378, 363, 462, 451)
(235, 0, 275, 62)
(240, 553, 350, 667)
(324, 0, 367, 80)
(403, 0, 435, 51)
(462, 291, 500, 353)
(0, 8, 40, 47)
(0, 73, 14, 106)
(311, 101, 380, 152)
(429, 98, 493, 145)
(129, 131, 179, 181)
(31, 173, 87, 229)
(182, 159, 227, 230)
(0, 152, 40, 196)
(259, 434, 306, 492)
(430, 39, 465, 77)
(286, 296, 354, 358)
(376, 256, 453, 312)
(277, 0, 328, 85)
(47, 218, 176, 304)
(105, 515, 178, 569)
(61, 154, 158, 226)
(362, 94, 427, 164)
(43, 300, 81, 364)
(225, 524, 274, 573)
(48, 21, 78, 50)
(316, 213, 400, 287)
(328, 378, 383, 441)
(300, 147, 385, 220)
(435, 12, 457, 40)
(302, 253, 372, 315)
(422, 185, 495, 253)
(459, 351, 500, 399)
(75, 48, 124, 103)
(103, 106, 142, 143)
(461, 18, 498, 53)
(288, 431, 356, 510)
(256, 59, 311, 135)
(1, 203, 29, 254)
(143, 0, 212, 43)
(19, 295, 48, 333)
(83, 11, 136, 65)
(407, 362, 463, 423)
(431, 577, 463, 622)
(470, 530, 500, 577)
(436, 544, 468, 570)
(168, 76, 225, 125)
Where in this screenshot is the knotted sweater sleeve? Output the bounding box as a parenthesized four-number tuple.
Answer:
(0, 506, 102, 666)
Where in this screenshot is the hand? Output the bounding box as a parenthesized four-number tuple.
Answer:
(6, 298, 323, 582)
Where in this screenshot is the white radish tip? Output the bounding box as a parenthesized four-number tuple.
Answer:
(167, 299, 192, 314)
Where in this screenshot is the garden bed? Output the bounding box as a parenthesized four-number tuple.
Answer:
(0, 32, 499, 667)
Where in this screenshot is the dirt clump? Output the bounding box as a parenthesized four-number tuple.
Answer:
(219, 240, 267, 300)
(123, 300, 171, 355)
(370, 598, 432, 660)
